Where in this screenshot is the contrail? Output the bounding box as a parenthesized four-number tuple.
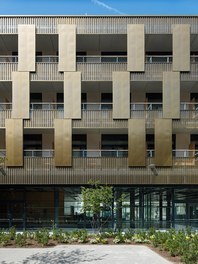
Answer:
(91, 0, 126, 15)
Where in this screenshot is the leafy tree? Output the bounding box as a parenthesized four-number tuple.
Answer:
(81, 180, 113, 231)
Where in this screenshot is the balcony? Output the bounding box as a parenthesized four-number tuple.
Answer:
(0, 149, 198, 185)
(0, 102, 198, 129)
(131, 103, 198, 130)
(0, 55, 198, 81)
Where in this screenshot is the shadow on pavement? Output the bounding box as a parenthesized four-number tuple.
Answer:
(0, 248, 108, 264)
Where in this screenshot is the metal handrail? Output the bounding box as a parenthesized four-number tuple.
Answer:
(81, 103, 112, 110)
(146, 55, 172, 63)
(1, 149, 198, 158)
(76, 55, 127, 63)
(0, 55, 197, 64)
(131, 103, 162, 111)
(0, 102, 197, 112)
(30, 103, 63, 110)
(36, 56, 58, 62)
(0, 103, 12, 110)
(0, 56, 18, 62)
(23, 149, 54, 157)
(131, 102, 198, 111)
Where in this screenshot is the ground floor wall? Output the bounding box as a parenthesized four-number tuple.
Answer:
(0, 185, 198, 230)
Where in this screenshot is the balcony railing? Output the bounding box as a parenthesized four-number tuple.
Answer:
(0, 103, 12, 110)
(131, 102, 198, 111)
(0, 56, 18, 63)
(0, 55, 197, 65)
(73, 150, 128, 157)
(81, 103, 112, 110)
(146, 55, 172, 64)
(77, 55, 127, 63)
(30, 103, 63, 110)
(0, 102, 198, 129)
(24, 149, 54, 157)
(0, 56, 198, 82)
(36, 56, 58, 63)
(0, 56, 59, 63)
(1, 149, 198, 159)
(1, 149, 198, 184)
(77, 55, 198, 64)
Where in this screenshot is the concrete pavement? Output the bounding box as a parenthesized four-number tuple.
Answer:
(0, 245, 172, 264)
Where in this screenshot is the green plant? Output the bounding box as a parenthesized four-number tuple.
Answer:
(0, 231, 11, 246)
(15, 233, 26, 247)
(113, 232, 124, 244)
(35, 228, 49, 246)
(81, 181, 113, 231)
(8, 226, 16, 240)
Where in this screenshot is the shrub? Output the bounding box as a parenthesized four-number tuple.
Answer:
(35, 229, 49, 246)
(15, 233, 26, 247)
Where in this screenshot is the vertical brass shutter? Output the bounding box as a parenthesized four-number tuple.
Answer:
(128, 119, 146, 166)
(5, 119, 23, 166)
(155, 119, 172, 166)
(58, 24, 76, 72)
(18, 25, 35, 72)
(163, 71, 180, 119)
(64, 72, 81, 119)
(127, 24, 145, 72)
(112, 71, 130, 119)
(54, 119, 72, 166)
(172, 24, 190, 72)
(12, 72, 30, 119)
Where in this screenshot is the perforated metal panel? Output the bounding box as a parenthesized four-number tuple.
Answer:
(5, 119, 23, 166)
(58, 24, 76, 72)
(163, 71, 180, 119)
(54, 119, 72, 166)
(127, 24, 145, 72)
(18, 24, 35, 72)
(155, 119, 172, 167)
(128, 119, 146, 166)
(113, 71, 130, 119)
(12, 71, 30, 119)
(64, 72, 81, 119)
(172, 24, 190, 72)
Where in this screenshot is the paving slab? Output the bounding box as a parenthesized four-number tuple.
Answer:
(0, 245, 172, 264)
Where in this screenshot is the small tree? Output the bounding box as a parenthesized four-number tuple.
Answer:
(81, 181, 113, 231)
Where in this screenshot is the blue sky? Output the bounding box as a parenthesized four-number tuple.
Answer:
(0, 0, 197, 15)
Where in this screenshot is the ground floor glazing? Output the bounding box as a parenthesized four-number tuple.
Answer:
(0, 185, 198, 230)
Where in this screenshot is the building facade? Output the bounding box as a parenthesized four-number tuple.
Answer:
(0, 15, 198, 229)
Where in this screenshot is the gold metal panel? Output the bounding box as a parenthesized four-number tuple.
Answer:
(155, 119, 172, 167)
(58, 24, 76, 72)
(18, 25, 35, 72)
(12, 72, 30, 119)
(172, 24, 190, 72)
(54, 119, 72, 166)
(128, 119, 146, 166)
(127, 24, 145, 72)
(163, 71, 180, 119)
(5, 119, 23, 167)
(64, 72, 81, 119)
(112, 71, 130, 119)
